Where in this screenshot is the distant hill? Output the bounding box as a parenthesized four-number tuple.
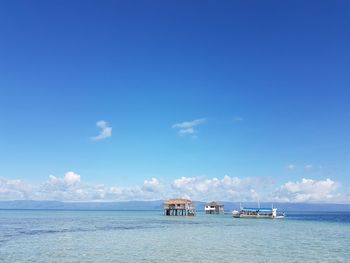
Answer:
(0, 200, 350, 211)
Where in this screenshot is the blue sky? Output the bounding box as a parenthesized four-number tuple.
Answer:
(0, 1, 349, 202)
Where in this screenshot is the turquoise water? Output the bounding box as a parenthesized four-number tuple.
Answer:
(0, 210, 349, 263)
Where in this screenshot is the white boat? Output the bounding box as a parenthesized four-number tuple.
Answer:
(232, 206, 285, 219)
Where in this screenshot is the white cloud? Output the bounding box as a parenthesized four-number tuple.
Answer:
(304, 164, 313, 171)
(91, 120, 112, 140)
(96, 178, 165, 201)
(287, 164, 296, 170)
(1, 174, 349, 203)
(0, 173, 165, 201)
(142, 178, 162, 192)
(64, 171, 81, 185)
(0, 178, 33, 200)
(172, 118, 206, 137)
(171, 175, 274, 201)
(274, 178, 345, 203)
(48, 171, 81, 187)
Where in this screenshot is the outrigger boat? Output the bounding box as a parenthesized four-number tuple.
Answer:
(232, 204, 285, 219)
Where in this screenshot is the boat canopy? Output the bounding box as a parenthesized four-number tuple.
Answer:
(242, 207, 273, 211)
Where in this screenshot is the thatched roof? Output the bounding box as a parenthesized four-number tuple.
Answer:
(164, 199, 193, 205)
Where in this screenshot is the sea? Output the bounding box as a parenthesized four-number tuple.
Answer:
(0, 210, 349, 263)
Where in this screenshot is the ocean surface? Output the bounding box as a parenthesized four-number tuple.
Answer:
(0, 210, 349, 263)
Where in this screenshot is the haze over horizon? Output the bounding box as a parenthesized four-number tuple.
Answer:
(1, 1, 350, 203)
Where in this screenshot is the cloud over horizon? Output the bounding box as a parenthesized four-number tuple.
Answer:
(171, 176, 274, 201)
(91, 120, 112, 140)
(0, 172, 165, 201)
(274, 178, 345, 203)
(1, 174, 349, 203)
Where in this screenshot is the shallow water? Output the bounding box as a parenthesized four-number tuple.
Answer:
(0, 210, 349, 262)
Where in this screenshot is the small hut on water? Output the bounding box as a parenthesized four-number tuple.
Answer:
(164, 199, 196, 216)
(204, 201, 224, 214)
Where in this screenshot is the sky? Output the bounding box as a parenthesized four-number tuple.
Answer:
(0, 0, 350, 203)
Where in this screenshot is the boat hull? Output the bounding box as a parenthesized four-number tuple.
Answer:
(233, 214, 284, 219)
(232, 208, 286, 219)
